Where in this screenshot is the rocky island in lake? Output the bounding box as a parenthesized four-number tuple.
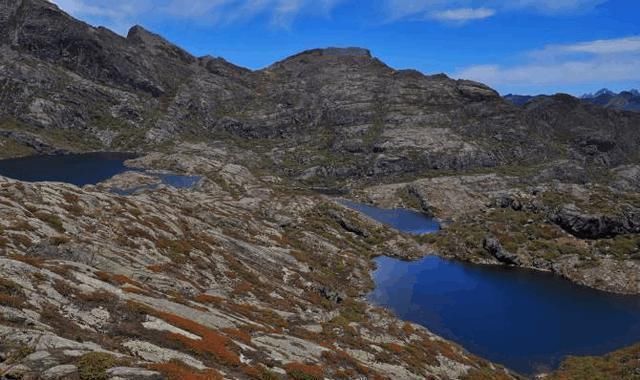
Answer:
(0, 1, 639, 379)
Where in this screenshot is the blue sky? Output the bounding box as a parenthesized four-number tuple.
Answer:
(52, 0, 640, 95)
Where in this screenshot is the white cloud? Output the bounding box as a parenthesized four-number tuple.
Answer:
(533, 36, 640, 57)
(456, 61, 640, 86)
(50, 0, 344, 32)
(383, 0, 447, 20)
(429, 7, 495, 22)
(454, 36, 640, 93)
(381, 0, 606, 23)
(503, 0, 607, 14)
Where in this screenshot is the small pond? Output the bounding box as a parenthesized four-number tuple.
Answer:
(341, 200, 640, 375)
(339, 200, 440, 234)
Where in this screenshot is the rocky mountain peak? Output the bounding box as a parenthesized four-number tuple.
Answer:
(268, 46, 377, 71)
(318, 47, 372, 57)
(527, 93, 581, 109)
(582, 88, 615, 99)
(579, 88, 640, 112)
(127, 24, 195, 64)
(198, 54, 253, 79)
(595, 88, 615, 97)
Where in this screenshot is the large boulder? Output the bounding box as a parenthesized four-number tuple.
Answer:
(483, 235, 521, 265)
(551, 204, 640, 239)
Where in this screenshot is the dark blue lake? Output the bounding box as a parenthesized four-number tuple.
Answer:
(0, 152, 137, 186)
(0, 153, 201, 192)
(342, 201, 640, 375)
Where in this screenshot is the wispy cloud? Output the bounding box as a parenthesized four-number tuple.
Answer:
(503, 0, 607, 14)
(429, 7, 495, 23)
(532, 36, 640, 57)
(454, 36, 640, 93)
(52, 0, 609, 31)
(381, 0, 606, 24)
(50, 0, 344, 33)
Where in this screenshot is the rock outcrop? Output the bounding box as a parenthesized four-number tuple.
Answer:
(483, 236, 521, 265)
(551, 204, 640, 239)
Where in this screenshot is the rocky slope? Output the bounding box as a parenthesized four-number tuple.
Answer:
(0, 144, 517, 380)
(1, 0, 640, 378)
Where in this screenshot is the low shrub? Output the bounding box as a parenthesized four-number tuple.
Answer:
(50, 235, 71, 246)
(0, 294, 25, 308)
(136, 305, 241, 367)
(221, 327, 252, 345)
(76, 290, 119, 304)
(8, 254, 45, 267)
(546, 343, 640, 380)
(284, 362, 324, 380)
(150, 360, 223, 380)
(0, 277, 25, 308)
(35, 212, 65, 233)
(9, 220, 34, 231)
(76, 352, 117, 380)
(10, 234, 33, 248)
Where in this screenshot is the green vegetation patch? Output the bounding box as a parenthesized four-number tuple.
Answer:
(76, 352, 120, 380)
(0, 137, 36, 159)
(548, 343, 640, 380)
(432, 206, 593, 263)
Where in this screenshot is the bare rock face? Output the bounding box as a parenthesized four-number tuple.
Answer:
(483, 236, 521, 265)
(41, 364, 79, 380)
(551, 204, 640, 239)
(612, 165, 640, 191)
(107, 367, 163, 379)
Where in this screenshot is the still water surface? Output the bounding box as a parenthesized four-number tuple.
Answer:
(342, 200, 640, 374)
(0, 152, 137, 186)
(0, 153, 200, 191)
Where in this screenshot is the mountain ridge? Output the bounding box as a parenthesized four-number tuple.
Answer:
(3, 0, 639, 185)
(506, 88, 640, 113)
(2, 0, 640, 194)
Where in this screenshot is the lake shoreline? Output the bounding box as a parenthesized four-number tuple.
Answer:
(340, 199, 640, 375)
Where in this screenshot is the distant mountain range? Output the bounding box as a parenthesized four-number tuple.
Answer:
(580, 89, 640, 112)
(505, 89, 640, 112)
